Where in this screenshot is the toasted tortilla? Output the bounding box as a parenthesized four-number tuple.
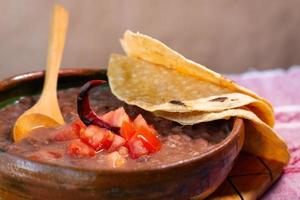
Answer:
(108, 54, 273, 126)
(121, 31, 274, 122)
(107, 31, 289, 165)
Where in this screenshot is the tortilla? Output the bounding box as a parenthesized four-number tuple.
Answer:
(121, 31, 274, 118)
(107, 31, 290, 165)
(108, 54, 273, 126)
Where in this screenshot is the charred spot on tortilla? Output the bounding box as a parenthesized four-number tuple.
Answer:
(169, 100, 186, 106)
(209, 97, 228, 102)
(231, 98, 238, 101)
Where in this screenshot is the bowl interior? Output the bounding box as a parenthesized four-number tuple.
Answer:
(0, 68, 242, 169)
(0, 68, 244, 200)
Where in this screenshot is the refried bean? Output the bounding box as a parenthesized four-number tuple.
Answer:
(0, 86, 231, 170)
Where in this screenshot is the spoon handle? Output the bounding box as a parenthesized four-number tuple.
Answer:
(42, 5, 69, 98)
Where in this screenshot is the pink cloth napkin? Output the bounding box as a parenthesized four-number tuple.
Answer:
(229, 67, 300, 199)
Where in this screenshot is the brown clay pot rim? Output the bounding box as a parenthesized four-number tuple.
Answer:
(0, 68, 244, 174)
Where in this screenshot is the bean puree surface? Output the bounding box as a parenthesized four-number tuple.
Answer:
(0, 86, 231, 170)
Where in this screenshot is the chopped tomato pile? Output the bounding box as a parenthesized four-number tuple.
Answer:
(53, 80, 161, 163)
(54, 107, 161, 159)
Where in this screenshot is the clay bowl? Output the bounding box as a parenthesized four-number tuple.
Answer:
(0, 68, 245, 200)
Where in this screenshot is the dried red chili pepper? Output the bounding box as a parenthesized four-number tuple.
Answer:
(77, 80, 120, 133)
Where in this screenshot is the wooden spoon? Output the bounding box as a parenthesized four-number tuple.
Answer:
(13, 5, 69, 142)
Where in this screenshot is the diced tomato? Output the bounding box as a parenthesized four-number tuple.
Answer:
(126, 130, 160, 159)
(133, 114, 147, 127)
(136, 127, 161, 153)
(53, 118, 86, 142)
(53, 125, 79, 141)
(133, 115, 161, 153)
(67, 139, 96, 158)
(80, 125, 113, 151)
(71, 118, 87, 133)
(101, 131, 115, 150)
(101, 107, 129, 127)
(133, 114, 157, 134)
(127, 136, 149, 159)
(107, 134, 126, 152)
(69, 107, 162, 159)
(119, 114, 162, 158)
(120, 121, 135, 140)
(100, 110, 114, 124)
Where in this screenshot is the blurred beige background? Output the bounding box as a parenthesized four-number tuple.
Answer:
(1, 0, 300, 79)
